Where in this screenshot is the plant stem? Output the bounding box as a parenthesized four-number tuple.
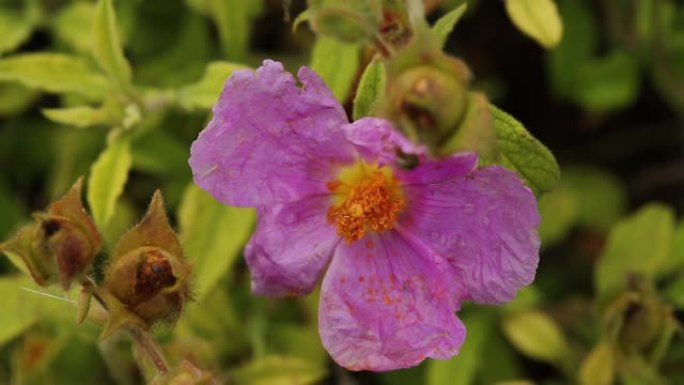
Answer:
(127, 325, 170, 376)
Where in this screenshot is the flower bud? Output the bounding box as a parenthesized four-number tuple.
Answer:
(385, 55, 469, 148)
(0, 178, 101, 289)
(603, 277, 672, 354)
(101, 191, 191, 337)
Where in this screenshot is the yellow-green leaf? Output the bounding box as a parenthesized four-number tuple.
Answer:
(352, 57, 386, 120)
(505, 0, 563, 48)
(93, 0, 132, 93)
(87, 136, 132, 229)
(229, 355, 326, 385)
(432, 3, 467, 48)
(211, 0, 249, 60)
(579, 342, 615, 385)
(178, 184, 254, 301)
(0, 8, 33, 54)
(502, 310, 570, 365)
(310, 36, 360, 102)
(0, 53, 108, 99)
(177, 61, 246, 110)
(42, 104, 121, 129)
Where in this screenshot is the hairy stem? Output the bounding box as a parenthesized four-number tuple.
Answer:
(127, 325, 170, 376)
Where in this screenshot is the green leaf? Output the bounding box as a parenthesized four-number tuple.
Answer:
(574, 51, 639, 112)
(53, 2, 96, 54)
(579, 342, 615, 385)
(131, 130, 189, 176)
(87, 136, 132, 229)
(93, 0, 133, 93)
(432, 3, 468, 48)
(596, 204, 675, 299)
(489, 104, 560, 196)
(505, 0, 563, 49)
(0, 8, 33, 55)
(426, 310, 493, 385)
(211, 0, 249, 60)
(178, 184, 254, 301)
(0, 276, 76, 347)
(502, 309, 570, 366)
(177, 61, 246, 110)
(352, 57, 386, 120)
(310, 36, 360, 102)
(665, 220, 684, 274)
(0, 53, 108, 99)
(229, 355, 326, 385)
(42, 104, 121, 129)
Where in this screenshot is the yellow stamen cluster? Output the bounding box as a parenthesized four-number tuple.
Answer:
(327, 162, 405, 242)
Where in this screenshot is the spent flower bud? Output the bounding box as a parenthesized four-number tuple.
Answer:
(0, 178, 101, 289)
(101, 191, 191, 337)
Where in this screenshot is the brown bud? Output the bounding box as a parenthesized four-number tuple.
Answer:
(0, 178, 101, 289)
(101, 191, 191, 336)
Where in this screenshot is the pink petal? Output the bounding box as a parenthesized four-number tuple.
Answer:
(245, 195, 339, 296)
(341, 118, 425, 166)
(319, 231, 465, 371)
(189, 60, 354, 206)
(400, 159, 540, 304)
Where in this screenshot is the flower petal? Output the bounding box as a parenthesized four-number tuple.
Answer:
(245, 195, 339, 296)
(319, 231, 465, 371)
(189, 60, 354, 206)
(341, 117, 425, 166)
(400, 160, 540, 304)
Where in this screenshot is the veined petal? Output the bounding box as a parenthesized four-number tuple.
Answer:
(189, 60, 354, 207)
(341, 117, 425, 167)
(319, 231, 465, 371)
(400, 160, 540, 304)
(245, 196, 339, 296)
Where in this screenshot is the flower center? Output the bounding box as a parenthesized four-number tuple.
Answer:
(327, 162, 405, 243)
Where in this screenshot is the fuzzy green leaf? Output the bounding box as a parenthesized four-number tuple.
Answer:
(0, 53, 108, 99)
(93, 0, 132, 93)
(575, 51, 639, 112)
(311, 36, 360, 102)
(178, 184, 254, 301)
(596, 204, 675, 299)
(432, 3, 467, 48)
(489, 105, 560, 196)
(177, 61, 246, 110)
(87, 136, 132, 229)
(352, 57, 386, 120)
(505, 0, 563, 48)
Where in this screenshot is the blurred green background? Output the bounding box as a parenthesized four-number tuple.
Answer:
(0, 0, 683, 384)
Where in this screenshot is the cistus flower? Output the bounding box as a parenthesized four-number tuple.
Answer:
(189, 60, 540, 371)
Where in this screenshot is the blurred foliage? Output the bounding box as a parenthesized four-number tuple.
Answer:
(0, 0, 682, 384)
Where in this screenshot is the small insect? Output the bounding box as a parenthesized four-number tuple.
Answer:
(395, 148, 419, 170)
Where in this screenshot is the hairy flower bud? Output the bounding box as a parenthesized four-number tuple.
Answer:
(101, 191, 190, 337)
(0, 178, 101, 289)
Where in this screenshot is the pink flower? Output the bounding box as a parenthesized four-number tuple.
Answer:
(189, 60, 540, 371)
